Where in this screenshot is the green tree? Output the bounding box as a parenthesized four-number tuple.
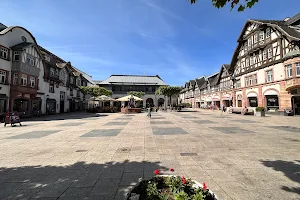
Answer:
(80, 86, 112, 97)
(127, 91, 145, 98)
(156, 86, 182, 108)
(188, 0, 259, 12)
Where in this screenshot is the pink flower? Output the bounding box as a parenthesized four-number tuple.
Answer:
(170, 168, 175, 172)
(202, 182, 208, 190)
(153, 169, 160, 175)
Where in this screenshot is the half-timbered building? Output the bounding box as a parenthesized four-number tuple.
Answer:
(217, 64, 234, 107)
(230, 13, 300, 114)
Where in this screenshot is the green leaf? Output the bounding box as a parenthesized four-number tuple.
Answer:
(238, 5, 245, 11)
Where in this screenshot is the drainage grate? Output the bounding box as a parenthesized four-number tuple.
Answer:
(180, 153, 198, 156)
(117, 148, 131, 153)
(76, 150, 88, 152)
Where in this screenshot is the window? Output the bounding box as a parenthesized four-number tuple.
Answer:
(249, 76, 253, 85)
(253, 74, 257, 84)
(244, 42, 248, 51)
(21, 74, 27, 86)
(70, 88, 73, 96)
(49, 84, 54, 93)
(70, 77, 74, 84)
(76, 78, 81, 86)
(263, 50, 267, 60)
(60, 92, 65, 100)
(250, 56, 254, 65)
(266, 28, 271, 38)
(296, 62, 300, 76)
(254, 34, 258, 43)
(266, 70, 273, 82)
(26, 55, 35, 66)
(0, 47, 8, 59)
(13, 73, 18, 85)
(259, 32, 264, 41)
(246, 58, 249, 67)
(268, 48, 272, 58)
(245, 77, 249, 86)
(30, 77, 35, 88)
(55, 69, 59, 75)
(236, 79, 241, 88)
(248, 38, 252, 47)
(50, 68, 55, 76)
(0, 71, 6, 84)
(14, 52, 20, 61)
(286, 64, 292, 78)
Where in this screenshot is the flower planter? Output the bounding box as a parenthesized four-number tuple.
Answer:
(255, 111, 265, 117)
(126, 175, 218, 200)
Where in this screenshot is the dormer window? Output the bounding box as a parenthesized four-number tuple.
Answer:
(26, 55, 35, 66)
(0, 47, 8, 60)
(248, 38, 252, 47)
(14, 52, 20, 61)
(70, 77, 74, 84)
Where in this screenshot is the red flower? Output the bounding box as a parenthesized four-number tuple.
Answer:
(170, 168, 175, 172)
(153, 169, 160, 175)
(202, 182, 208, 190)
(181, 176, 187, 185)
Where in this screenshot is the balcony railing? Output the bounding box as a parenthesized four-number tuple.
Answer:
(12, 61, 40, 77)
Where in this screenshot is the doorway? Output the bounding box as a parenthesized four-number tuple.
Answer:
(291, 96, 300, 115)
(60, 101, 64, 113)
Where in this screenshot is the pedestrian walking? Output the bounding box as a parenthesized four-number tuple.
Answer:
(147, 107, 152, 118)
(221, 103, 225, 115)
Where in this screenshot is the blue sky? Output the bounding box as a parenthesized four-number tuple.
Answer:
(1, 0, 299, 85)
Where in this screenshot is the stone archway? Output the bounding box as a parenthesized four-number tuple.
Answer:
(157, 98, 165, 107)
(146, 98, 154, 107)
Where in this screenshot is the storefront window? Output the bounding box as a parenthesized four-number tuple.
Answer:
(13, 99, 29, 112)
(248, 97, 258, 107)
(0, 99, 6, 112)
(266, 95, 279, 111)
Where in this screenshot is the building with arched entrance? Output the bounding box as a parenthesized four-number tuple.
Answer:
(96, 75, 168, 107)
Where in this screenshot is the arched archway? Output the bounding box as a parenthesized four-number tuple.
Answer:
(146, 98, 154, 107)
(157, 98, 165, 107)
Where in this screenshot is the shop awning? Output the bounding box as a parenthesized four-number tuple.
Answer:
(264, 90, 278, 96)
(247, 93, 257, 97)
(0, 94, 8, 99)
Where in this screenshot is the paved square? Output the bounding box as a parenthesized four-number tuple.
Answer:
(6, 130, 60, 139)
(152, 127, 188, 135)
(81, 129, 122, 137)
(266, 126, 300, 133)
(150, 121, 173, 125)
(181, 116, 198, 119)
(57, 122, 86, 126)
(104, 121, 129, 126)
(0, 111, 299, 200)
(209, 126, 254, 134)
(193, 120, 215, 124)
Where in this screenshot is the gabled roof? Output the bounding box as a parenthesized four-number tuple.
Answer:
(189, 80, 196, 88)
(195, 76, 206, 89)
(207, 73, 219, 86)
(98, 75, 168, 85)
(217, 64, 231, 83)
(230, 13, 300, 72)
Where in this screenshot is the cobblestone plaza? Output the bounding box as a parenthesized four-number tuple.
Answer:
(0, 111, 299, 200)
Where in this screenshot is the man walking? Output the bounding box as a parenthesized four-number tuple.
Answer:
(221, 103, 225, 115)
(147, 106, 152, 118)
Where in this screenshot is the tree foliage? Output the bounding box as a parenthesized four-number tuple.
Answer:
(127, 91, 145, 98)
(80, 86, 112, 97)
(156, 86, 182, 97)
(188, 0, 259, 12)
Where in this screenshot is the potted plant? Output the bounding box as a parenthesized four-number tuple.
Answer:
(255, 106, 265, 117)
(126, 169, 217, 200)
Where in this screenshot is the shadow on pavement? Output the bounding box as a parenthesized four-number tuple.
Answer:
(21, 112, 109, 122)
(261, 160, 300, 195)
(0, 160, 167, 199)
